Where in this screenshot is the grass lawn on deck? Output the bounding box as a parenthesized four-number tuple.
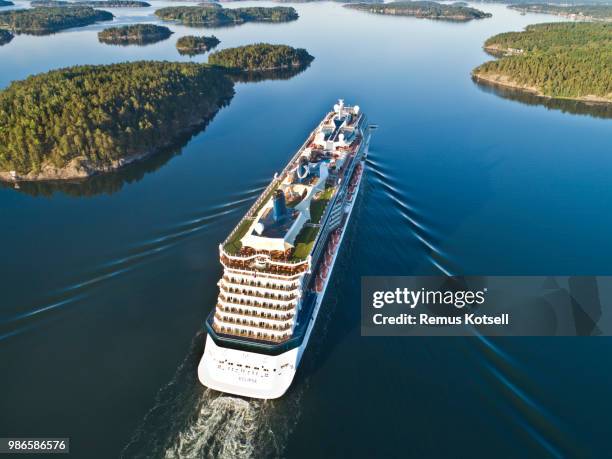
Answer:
(292, 225, 319, 260)
(223, 218, 253, 254)
(310, 186, 335, 225)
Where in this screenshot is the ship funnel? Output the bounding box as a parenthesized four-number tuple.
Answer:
(273, 189, 287, 221)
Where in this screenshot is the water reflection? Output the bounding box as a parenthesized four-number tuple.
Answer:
(473, 77, 612, 119)
(98, 33, 173, 46)
(0, 127, 204, 197)
(227, 63, 312, 83)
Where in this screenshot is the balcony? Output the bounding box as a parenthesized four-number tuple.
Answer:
(221, 284, 298, 301)
(214, 313, 292, 332)
(221, 255, 309, 276)
(221, 276, 299, 292)
(217, 304, 294, 322)
(212, 322, 291, 343)
(218, 295, 296, 312)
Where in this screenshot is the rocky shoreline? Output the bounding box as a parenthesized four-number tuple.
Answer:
(472, 71, 612, 106)
(0, 111, 223, 182)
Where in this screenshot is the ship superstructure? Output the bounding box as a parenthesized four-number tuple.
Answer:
(198, 100, 371, 398)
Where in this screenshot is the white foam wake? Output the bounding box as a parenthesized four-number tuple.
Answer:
(164, 393, 261, 459)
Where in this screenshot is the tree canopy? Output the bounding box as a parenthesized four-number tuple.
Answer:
(31, 1, 151, 7)
(473, 22, 612, 102)
(98, 24, 173, 45)
(0, 62, 235, 176)
(154, 6, 298, 27)
(176, 35, 220, 55)
(208, 43, 314, 71)
(0, 6, 113, 34)
(345, 1, 491, 21)
(508, 4, 612, 21)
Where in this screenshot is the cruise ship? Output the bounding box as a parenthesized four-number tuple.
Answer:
(198, 100, 372, 399)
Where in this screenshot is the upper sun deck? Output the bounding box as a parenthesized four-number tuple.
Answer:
(220, 100, 364, 268)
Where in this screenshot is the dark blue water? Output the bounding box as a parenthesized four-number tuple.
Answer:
(1, 1, 611, 457)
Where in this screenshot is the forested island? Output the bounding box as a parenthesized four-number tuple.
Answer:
(508, 4, 612, 21)
(208, 43, 314, 71)
(198, 1, 221, 7)
(473, 0, 611, 4)
(0, 62, 234, 181)
(473, 23, 612, 104)
(0, 7, 113, 34)
(176, 35, 220, 55)
(0, 28, 12, 44)
(98, 24, 173, 45)
(31, 1, 151, 7)
(345, 1, 491, 21)
(154, 6, 298, 27)
(0, 1, 14, 7)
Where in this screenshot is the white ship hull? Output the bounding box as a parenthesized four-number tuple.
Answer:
(198, 155, 366, 399)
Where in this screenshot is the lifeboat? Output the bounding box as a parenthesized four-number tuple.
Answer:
(315, 277, 323, 292)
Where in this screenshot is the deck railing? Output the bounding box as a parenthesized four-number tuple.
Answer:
(218, 296, 297, 312)
(214, 313, 292, 332)
(212, 322, 291, 343)
(221, 275, 299, 291)
(220, 285, 298, 301)
(217, 304, 294, 322)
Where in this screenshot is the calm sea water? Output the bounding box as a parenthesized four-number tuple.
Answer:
(1, 1, 611, 457)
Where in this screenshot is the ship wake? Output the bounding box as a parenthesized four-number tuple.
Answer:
(122, 332, 302, 459)
(164, 393, 296, 459)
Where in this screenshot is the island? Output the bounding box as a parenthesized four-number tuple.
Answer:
(98, 24, 173, 45)
(0, 62, 235, 181)
(208, 43, 314, 71)
(0, 1, 14, 7)
(197, 1, 221, 7)
(0, 7, 113, 34)
(176, 34, 220, 55)
(0, 28, 12, 44)
(31, 1, 151, 7)
(508, 4, 612, 22)
(472, 22, 612, 104)
(345, 1, 492, 21)
(154, 6, 298, 27)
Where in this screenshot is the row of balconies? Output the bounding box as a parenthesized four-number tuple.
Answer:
(221, 284, 298, 302)
(213, 322, 290, 343)
(224, 266, 306, 282)
(222, 275, 299, 292)
(222, 258, 309, 277)
(219, 293, 297, 310)
(217, 304, 294, 322)
(218, 296, 295, 312)
(214, 313, 292, 332)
